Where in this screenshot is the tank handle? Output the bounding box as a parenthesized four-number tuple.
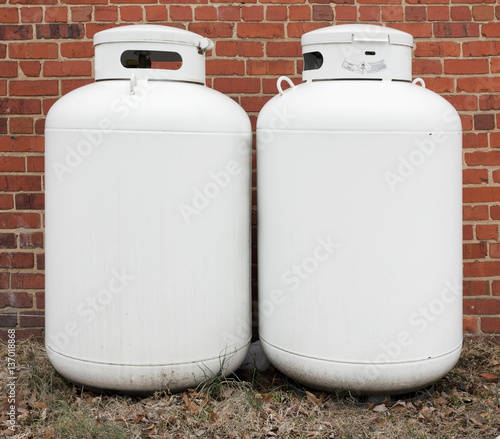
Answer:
(412, 78, 426, 88)
(277, 76, 295, 96)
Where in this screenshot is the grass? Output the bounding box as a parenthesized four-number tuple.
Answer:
(1, 337, 500, 438)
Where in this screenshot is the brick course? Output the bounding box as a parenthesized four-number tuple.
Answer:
(0, 0, 499, 339)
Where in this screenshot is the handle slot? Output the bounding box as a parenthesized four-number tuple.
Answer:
(121, 50, 182, 70)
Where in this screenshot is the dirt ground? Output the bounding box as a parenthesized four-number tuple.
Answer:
(1, 337, 500, 439)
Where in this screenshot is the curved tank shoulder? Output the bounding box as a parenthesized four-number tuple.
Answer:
(257, 80, 461, 133)
(46, 80, 251, 134)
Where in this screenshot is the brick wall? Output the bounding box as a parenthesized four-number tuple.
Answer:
(0, 0, 499, 340)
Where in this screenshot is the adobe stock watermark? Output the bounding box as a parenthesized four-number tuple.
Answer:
(178, 160, 242, 225)
(47, 269, 135, 350)
(259, 235, 341, 320)
(5, 329, 17, 433)
(384, 108, 461, 192)
(363, 278, 462, 381)
(51, 75, 160, 183)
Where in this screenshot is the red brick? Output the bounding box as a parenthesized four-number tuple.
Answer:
(474, 114, 495, 130)
(45, 6, 67, 22)
(463, 242, 487, 259)
(9, 80, 58, 96)
(194, 5, 217, 20)
(266, 41, 301, 57)
(0, 213, 40, 229)
(260, 0, 303, 3)
(10, 42, 58, 59)
(36, 23, 84, 39)
(464, 187, 500, 203)
(21, 7, 43, 23)
(206, 59, 244, 75)
(359, 6, 380, 20)
(0, 25, 32, 40)
(37, 253, 44, 270)
(0, 62, 17, 78)
(491, 132, 500, 148)
(19, 311, 44, 328)
(482, 23, 500, 37)
(493, 170, 500, 184)
(11, 273, 44, 289)
(381, 6, 403, 21)
(457, 77, 500, 93)
(464, 205, 489, 220)
(482, 318, 500, 334)
(0, 292, 33, 308)
(0, 118, 6, 133)
(145, 5, 168, 21)
(0, 176, 41, 191)
(444, 96, 478, 113)
(218, 6, 241, 21)
(239, 6, 261, 21)
(120, 6, 143, 21)
(241, 96, 273, 113)
(464, 225, 474, 240)
(287, 22, 329, 38)
(476, 224, 498, 240)
(464, 41, 500, 58)
(413, 59, 442, 75)
(216, 41, 263, 57)
(464, 298, 500, 315)
(238, 22, 284, 38)
(266, 6, 287, 21)
(480, 95, 500, 111)
(405, 6, 426, 21)
(43, 60, 91, 77)
(0, 252, 34, 268)
(493, 280, 500, 296)
(389, 23, 433, 37)
(0, 99, 41, 116)
(19, 232, 43, 249)
(34, 119, 45, 135)
(0, 8, 19, 23)
(472, 5, 494, 21)
(247, 60, 295, 75)
(0, 45, 5, 59)
(0, 272, 9, 289)
(35, 291, 44, 309)
(414, 42, 460, 57)
(451, 6, 471, 21)
(0, 233, 16, 248)
(9, 118, 33, 134)
(434, 22, 479, 37)
(61, 78, 93, 95)
(15, 194, 44, 210)
(464, 280, 489, 296)
(95, 6, 118, 21)
(463, 317, 478, 334)
(61, 41, 93, 58)
(357, 0, 399, 3)
(494, 59, 500, 74)
(188, 22, 233, 38)
(424, 77, 454, 93)
(465, 261, 500, 277)
(312, 5, 333, 20)
(20, 61, 41, 77)
(427, 6, 449, 20)
(444, 59, 489, 74)
(0, 156, 24, 172)
(169, 5, 192, 20)
(335, 5, 356, 21)
(71, 6, 92, 22)
(27, 156, 44, 172)
(490, 243, 500, 258)
(213, 78, 260, 93)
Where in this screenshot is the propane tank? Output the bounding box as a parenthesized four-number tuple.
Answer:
(45, 25, 252, 393)
(257, 24, 462, 395)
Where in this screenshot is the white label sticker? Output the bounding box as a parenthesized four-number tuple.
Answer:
(342, 58, 387, 74)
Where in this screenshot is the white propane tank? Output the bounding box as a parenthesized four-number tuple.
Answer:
(257, 24, 462, 395)
(45, 25, 252, 393)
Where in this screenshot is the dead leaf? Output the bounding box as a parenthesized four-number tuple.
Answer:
(182, 393, 200, 414)
(392, 401, 407, 411)
(469, 414, 484, 426)
(133, 414, 145, 424)
(372, 404, 388, 413)
(434, 397, 448, 405)
(479, 373, 498, 381)
(32, 401, 48, 409)
(44, 429, 54, 439)
(209, 411, 219, 423)
(305, 391, 322, 407)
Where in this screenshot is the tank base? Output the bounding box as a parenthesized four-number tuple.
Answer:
(260, 338, 462, 396)
(46, 342, 250, 393)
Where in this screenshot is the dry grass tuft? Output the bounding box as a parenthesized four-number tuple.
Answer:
(1, 337, 499, 438)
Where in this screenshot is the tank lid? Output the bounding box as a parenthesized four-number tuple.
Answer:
(94, 24, 214, 52)
(301, 24, 413, 48)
